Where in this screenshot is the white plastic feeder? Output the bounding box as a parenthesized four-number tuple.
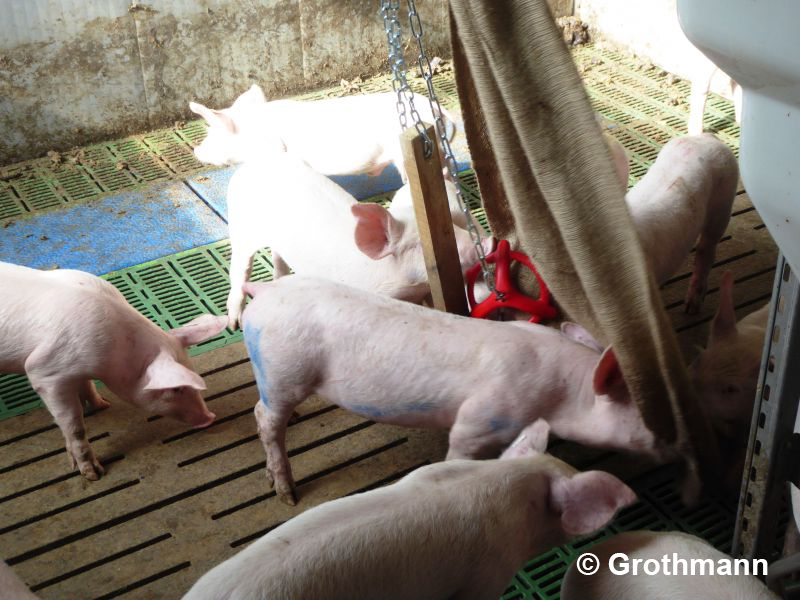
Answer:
(677, 0, 800, 274)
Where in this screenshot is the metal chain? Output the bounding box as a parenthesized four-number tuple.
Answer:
(380, 1, 434, 156)
(401, 0, 497, 295)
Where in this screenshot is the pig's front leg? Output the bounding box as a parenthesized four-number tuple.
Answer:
(254, 400, 297, 505)
(78, 380, 110, 412)
(688, 72, 712, 135)
(226, 246, 255, 329)
(30, 376, 105, 480)
(271, 250, 290, 279)
(446, 400, 520, 461)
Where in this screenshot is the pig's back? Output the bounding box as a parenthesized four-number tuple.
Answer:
(229, 157, 420, 297)
(273, 94, 400, 175)
(0, 263, 131, 371)
(183, 460, 527, 600)
(626, 134, 735, 282)
(247, 277, 562, 424)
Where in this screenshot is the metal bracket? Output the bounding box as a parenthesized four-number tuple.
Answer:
(734, 255, 800, 559)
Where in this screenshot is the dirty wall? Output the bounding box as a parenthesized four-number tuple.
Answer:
(0, 0, 458, 165)
(575, 0, 735, 96)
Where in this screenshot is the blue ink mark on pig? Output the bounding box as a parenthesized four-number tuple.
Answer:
(490, 417, 517, 433)
(244, 323, 270, 408)
(348, 400, 438, 419)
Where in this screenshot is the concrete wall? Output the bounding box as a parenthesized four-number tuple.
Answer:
(0, 0, 454, 165)
(575, 0, 734, 95)
(0, 0, 574, 165)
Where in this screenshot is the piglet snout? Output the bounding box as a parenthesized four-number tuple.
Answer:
(190, 410, 217, 429)
(168, 400, 217, 428)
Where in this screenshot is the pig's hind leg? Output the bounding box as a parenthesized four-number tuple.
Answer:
(254, 398, 298, 505)
(30, 375, 105, 480)
(684, 236, 716, 314)
(79, 380, 110, 412)
(685, 173, 736, 314)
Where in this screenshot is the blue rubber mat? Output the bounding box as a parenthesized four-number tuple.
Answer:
(0, 181, 228, 274)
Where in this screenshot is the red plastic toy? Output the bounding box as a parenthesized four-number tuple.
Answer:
(465, 239, 557, 323)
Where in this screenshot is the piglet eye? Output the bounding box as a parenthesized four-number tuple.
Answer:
(723, 385, 740, 395)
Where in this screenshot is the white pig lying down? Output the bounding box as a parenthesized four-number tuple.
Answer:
(0, 261, 227, 480)
(225, 154, 490, 329)
(561, 531, 778, 599)
(182, 453, 636, 600)
(189, 84, 457, 180)
(626, 133, 738, 314)
(242, 276, 666, 505)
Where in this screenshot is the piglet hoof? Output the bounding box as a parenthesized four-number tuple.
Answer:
(86, 395, 111, 413)
(81, 394, 111, 414)
(82, 465, 104, 481)
(265, 468, 275, 488)
(73, 455, 105, 481)
(226, 300, 244, 330)
(287, 410, 300, 425)
(684, 295, 702, 315)
(277, 485, 297, 506)
(93, 396, 112, 410)
(684, 281, 706, 315)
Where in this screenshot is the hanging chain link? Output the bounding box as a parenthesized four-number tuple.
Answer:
(380, 0, 434, 156)
(379, 0, 497, 296)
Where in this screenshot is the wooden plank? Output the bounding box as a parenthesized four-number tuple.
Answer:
(400, 125, 469, 315)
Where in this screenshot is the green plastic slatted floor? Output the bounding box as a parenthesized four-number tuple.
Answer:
(0, 44, 779, 599)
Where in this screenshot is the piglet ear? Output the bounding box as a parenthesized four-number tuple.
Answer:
(170, 314, 228, 348)
(351, 203, 405, 260)
(710, 271, 737, 343)
(235, 84, 267, 106)
(500, 419, 550, 459)
(592, 346, 624, 397)
(560, 322, 604, 353)
(550, 471, 636, 537)
(189, 101, 237, 134)
(604, 132, 629, 189)
(189, 101, 213, 120)
(143, 354, 206, 391)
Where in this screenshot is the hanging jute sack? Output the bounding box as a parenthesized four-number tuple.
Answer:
(447, 0, 721, 499)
